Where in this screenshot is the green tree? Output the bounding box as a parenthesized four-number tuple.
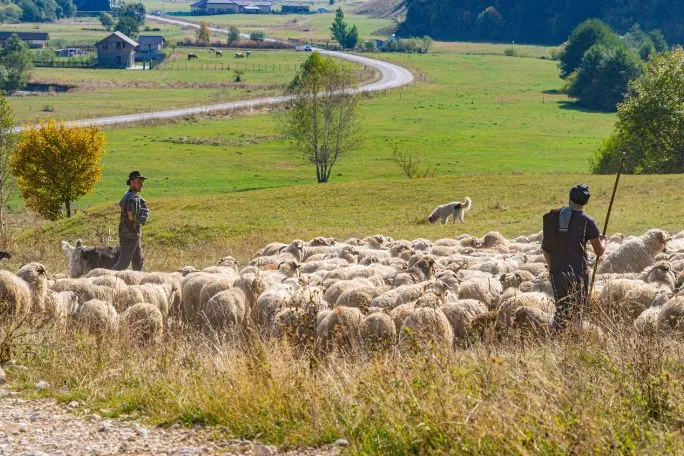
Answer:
(0, 35, 33, 93)
(196, 20, 210, 44)
(567, 43, 643, 111)
(99, 12, 115, 31)
(592, 48, 684, 174)
(330, 7, 347, 45)
(119, 2, 145, 24)
(559, 19, 621, 78)
(11, 120, 105, 219)
(344, 24, 359, 48)
(647, 30, 668, 52)
(280, 52, 362, 183)
(115, 15, 139, 38)
(0, 4, 23, 22)
(0, 95, 17, 238)
(250, 31, 265, 42)
(228, 25, 240, 43)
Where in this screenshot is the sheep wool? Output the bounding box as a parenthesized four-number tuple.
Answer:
(122, 303, 164, 345)
(77, 299, 119, 334)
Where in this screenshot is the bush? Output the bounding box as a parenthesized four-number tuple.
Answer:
(566, 44, 643, 111)
(392, 145, 432, 179)
(504, 47, 523, 57)
(559, 19, 621, 78)
(590, 133, 625, 173)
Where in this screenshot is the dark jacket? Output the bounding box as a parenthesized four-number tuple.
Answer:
(542, 207, 600, 276)
(118, 189, 149, 239)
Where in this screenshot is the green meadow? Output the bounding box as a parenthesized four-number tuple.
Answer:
(8, 48, 682, 274)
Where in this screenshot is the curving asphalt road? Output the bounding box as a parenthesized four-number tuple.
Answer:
(31, 16, 414, 130)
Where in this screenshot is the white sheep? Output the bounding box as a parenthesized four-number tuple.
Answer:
(315, 306, 363, 355)
(597, 229, 669, 274)
(44, 289, 79, 325)
(76, 299, 118, 334)
(371, 282, 431, 310)
(441, 299, 488, 346)
(457, 277, 503, 310)
(358, 311, 396, 351)
(656, 296, 684, 335)
(399, 307, 453, 350)
(15, 262, 49, 313)
(121, 303, 164, 345)
(495, 292, 555, 337)
(198, 287, 249, 332)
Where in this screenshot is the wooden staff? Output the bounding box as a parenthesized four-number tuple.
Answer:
(589, 152, 627, 302)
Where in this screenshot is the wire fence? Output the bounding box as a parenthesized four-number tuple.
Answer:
(32, 60, 97, 68)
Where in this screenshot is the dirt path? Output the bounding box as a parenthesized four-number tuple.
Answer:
(14, 17, 412, 131)
(0, 385, 343, 456)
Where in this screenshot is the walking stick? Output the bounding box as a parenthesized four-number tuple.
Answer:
(588, 152, 627, 303)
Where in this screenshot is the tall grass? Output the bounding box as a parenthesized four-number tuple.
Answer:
(6, 319, 683, 454)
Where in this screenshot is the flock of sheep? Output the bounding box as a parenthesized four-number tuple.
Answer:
(1, 228, 683, 352)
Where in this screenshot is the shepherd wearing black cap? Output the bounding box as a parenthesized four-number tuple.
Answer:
(112, 171, 150, 271)
(542, 184, 605, 331)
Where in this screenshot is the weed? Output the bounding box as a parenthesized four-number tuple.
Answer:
(392, 145, 432, 179)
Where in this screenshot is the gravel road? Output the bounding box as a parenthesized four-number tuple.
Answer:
(0, 385, 345, 456)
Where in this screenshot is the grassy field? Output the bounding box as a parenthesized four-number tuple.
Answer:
(10, 49, 371, 123)
(2, 16, 683, 454)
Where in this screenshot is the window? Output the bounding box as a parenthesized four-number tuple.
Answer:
(103, 42, 108, 50)
(116, 41, 121, 49)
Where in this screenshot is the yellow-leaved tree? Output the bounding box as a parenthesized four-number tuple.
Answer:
(11, 120, 105, 220)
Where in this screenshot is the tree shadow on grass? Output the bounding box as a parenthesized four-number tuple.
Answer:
(556, 100, 614, 114)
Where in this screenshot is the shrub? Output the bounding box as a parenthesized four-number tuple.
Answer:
(559, 19, 621, 78)
(392, 145, 432, 179)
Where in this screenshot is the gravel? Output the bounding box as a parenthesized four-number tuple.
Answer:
(0, 386, 343, 456)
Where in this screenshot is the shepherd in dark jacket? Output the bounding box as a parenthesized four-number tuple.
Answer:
(542, 184, 605, 331)
(112, 171, 149, 271)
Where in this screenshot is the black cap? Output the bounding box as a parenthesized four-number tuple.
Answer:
(569, 184, 591, 205)
(126, 170, 146, 186)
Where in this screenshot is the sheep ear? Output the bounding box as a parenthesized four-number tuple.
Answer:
(75, 239, 83, 248)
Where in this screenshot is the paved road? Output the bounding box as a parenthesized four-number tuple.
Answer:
(33, 17, 413, 130)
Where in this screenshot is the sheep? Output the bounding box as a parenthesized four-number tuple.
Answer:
(315, 306, 363, 355)
(249, 240, 306, 267)
(410, 238, 433, 251)
(121, 303, 164, 345)
(640, 261, 676, 289)
(393, 258, 435, 287)
(371, 282, 431, 310)
(309, 236, 336, 246)
(198, 287, 248, 333)
(656, 296, 684, 335)
(516, 262, 548, 278)
(76, 299, 118, 334)
(634, 293, 671, 334)
(358, 311, 396, 351)
(140, 272, 183, 318)
(0, 269, 32, 317)
(198, 277, 235, 310)
(115, 283, 173, 317)
(457, 277, 503, 310)
(335, 286, 386, 310)
(322, 278, 376, 305)
(495, 292, 555, 337)
(89, 275, 127, 292)
(254, 281, 301, 329)
(500, 270, 536, 290)
(399, 307, 453, 350)
(15, 262, 49, 313)
(115, 270, 148, 285)
(441, 299, 488, 346)
(50, 280, 114, 306)
(181, 272, 225, 323)
(44, 289, 79, 325)
(597, 229, 669, 274)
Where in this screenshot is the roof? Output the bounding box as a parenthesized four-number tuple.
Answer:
(0, 31, 49, 41)
(137, 35, 165, 45)
(95, 31, 139, 47)
(192, 0, 271, 6)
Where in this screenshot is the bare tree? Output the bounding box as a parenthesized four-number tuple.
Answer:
(280, 52, 362, 183)
(0, 96, 17, 243)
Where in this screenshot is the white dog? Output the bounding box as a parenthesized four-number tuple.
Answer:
(427, 197, 472, 224)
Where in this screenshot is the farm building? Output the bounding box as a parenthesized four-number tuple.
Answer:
(281, 4, 310, 13)
(0, 31, 49, 48)
(95, 32, 138, 68)
(138, 35, 165, 52)
(191, 0, 272, 14)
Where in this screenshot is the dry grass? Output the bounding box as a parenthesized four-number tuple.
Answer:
(4, 316, 683, 453)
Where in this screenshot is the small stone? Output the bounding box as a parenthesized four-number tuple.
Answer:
(254, 444, 277, 456)
(3, 359, 16, 366)
(34, 381, 50, 391)
(67, 401, 80, 409)
(99, 408, 112, 415)
(99, 420, 113, 432)
(87, 414, 101, 421)
(17, 422, 29, 433)
(334, 439, 350, 447)
(19, 451, 49, 456)
(134, 423, 149, 437)
(59, 386, 70, 393)
(0, 366, 6, 385)
(170, 423, 181, 430)
(28, 412, 39, 422)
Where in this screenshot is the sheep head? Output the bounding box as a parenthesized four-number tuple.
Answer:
(641, 261, 675, 289)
